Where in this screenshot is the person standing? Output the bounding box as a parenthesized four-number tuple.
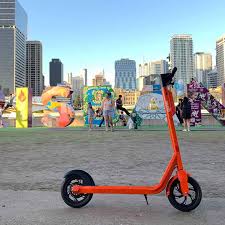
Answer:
(87, 102, 95, 131)
(116, 95, 130, 116)
(0, 104, 4, 128)
(102, 92, 115, 132)
(182, 97, 191, 132)
(176, 98, 183, 125)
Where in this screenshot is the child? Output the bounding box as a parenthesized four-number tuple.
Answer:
(87, 102, 95, 131)
(119, 111, 127, 126)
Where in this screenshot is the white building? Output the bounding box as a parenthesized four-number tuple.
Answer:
(115, 58, 136, 90)
(150, 60, 169, 75)
(136, 76, 145, 91)
(72, 76, 84, 97)
(216, 35, 225, 86)
(194, 52, 212, 86)
(80, 69, 87, 86)
(170, 34, 194, 84)
(137, 60, 168, 91)
(26, 41, 43, 96)
(138, 63, 150, 77)
(67, 73, 72, 85)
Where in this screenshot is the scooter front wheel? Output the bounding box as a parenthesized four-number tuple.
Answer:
(61, 170, 95, 208)
(168, 176, 202, 212)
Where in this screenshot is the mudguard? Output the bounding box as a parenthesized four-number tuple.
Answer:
(63, 170, 95, 186)
(166, 172, 191, 196)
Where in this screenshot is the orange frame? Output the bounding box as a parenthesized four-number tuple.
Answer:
(71, 81, 189, 196)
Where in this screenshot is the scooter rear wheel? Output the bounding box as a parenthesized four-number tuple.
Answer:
(61, 170, 95, 208)
(168, 176, 202, 212)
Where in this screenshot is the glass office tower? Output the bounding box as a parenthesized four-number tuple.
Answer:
(0, 0, 27, 95)
(115, 58, 136, 90)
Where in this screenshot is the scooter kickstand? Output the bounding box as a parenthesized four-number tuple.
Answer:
(144, 194, 149, 205)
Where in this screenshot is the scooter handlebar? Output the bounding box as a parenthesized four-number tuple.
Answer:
(171, 67, 177, 77)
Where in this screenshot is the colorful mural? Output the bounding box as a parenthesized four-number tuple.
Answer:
(41, 86, 75, 128)
(135, 93, 165, 120)
(83, 86, 119, 125)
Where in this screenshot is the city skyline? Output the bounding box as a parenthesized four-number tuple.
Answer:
(11, 0, 225, 85)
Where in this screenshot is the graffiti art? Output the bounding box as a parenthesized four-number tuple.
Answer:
(41, 86, 75, 127)
(83, 86, 119, 125)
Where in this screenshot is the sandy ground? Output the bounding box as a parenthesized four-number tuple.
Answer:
(0, 128, 225, 224)
(1, 191, 225, 225)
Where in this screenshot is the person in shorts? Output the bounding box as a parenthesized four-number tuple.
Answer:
(101, 92, 115, 132)
(182, 97, 191, 132)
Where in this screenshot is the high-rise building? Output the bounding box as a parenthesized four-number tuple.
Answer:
(26, 41, 43, 96)
(216, 35, 225, 86)
(81, 69, 88, 86)
(207, 68, 218, 89)
(170, 34, 194, 84)
(115, 58, 136, 90)
(67, 72, 72, 85)
(150, 60, 169, 75)
(49, 59, 63, 86)
(72, 76, 84, 97)
(0, 0, 27, 95)
(138, 63, 150, 77)
(194, 52, 212, 86)
(92, 73, 106, 86)
(42, 75, 45, 90)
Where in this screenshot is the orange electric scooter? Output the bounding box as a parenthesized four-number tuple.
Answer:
(61, 68, 202, 212)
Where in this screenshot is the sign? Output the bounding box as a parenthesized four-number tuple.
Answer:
(187, 82, 202, 126)
(187, 80, 225, 126)
(16, 88, 32, 128)
(190, 100, 201, 126)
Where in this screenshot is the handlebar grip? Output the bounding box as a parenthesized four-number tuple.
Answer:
(171, 67, 177, 77)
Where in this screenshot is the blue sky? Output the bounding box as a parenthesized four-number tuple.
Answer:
(19, 0, 225, 85)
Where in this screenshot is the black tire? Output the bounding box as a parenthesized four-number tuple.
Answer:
(168, 176, 202, 212)
(61, 170, 95, 208)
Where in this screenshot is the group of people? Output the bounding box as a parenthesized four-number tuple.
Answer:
(87, 93, 130, 131)
(176, 97, 192, 132)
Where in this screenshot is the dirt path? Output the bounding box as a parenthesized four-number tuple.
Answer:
(0, 128, 225, 198)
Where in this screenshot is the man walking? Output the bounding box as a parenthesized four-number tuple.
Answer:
(116, 95, 130, 116)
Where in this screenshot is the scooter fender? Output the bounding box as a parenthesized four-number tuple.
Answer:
(63, 170, 89, 178)
(166, 172, 191, 197)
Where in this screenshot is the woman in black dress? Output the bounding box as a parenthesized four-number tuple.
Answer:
(182, 97, 191, 131)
